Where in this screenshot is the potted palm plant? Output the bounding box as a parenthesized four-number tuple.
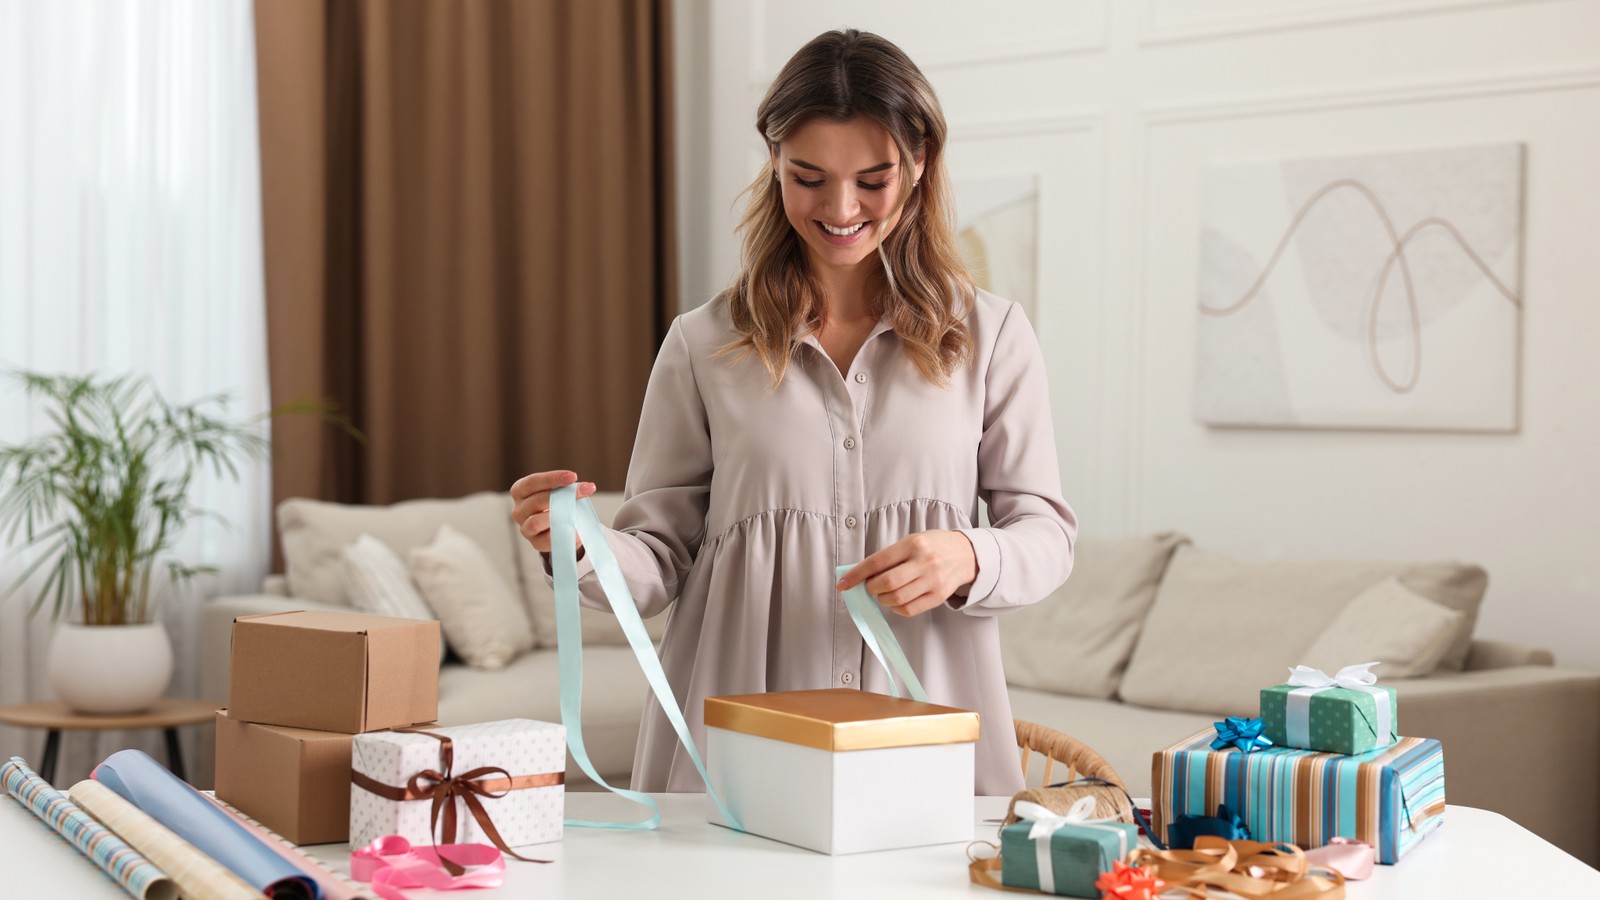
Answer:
(0, 370, 352, 714)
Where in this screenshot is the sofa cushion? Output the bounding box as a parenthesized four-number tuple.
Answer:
(408, 525, 536, 670)
(279, 492, 521, 609)
(512, 492, 671, 647)
(1301, 576, 1463, 678)
(341, 534, 447, 662)
(1000, 532, 1189, 699)
(1117, 546, 1487, 715)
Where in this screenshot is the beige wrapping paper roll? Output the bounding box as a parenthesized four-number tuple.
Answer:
(71, 780, 264, 900)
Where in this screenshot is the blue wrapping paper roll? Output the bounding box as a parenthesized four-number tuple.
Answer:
(92, 749, 318, 899)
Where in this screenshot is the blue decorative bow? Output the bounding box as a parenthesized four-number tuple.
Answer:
(1212, 716, 1273, 753)
(1168, 804, 1251, 850)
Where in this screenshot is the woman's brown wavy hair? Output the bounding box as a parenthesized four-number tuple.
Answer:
(721, 28, 976, 387)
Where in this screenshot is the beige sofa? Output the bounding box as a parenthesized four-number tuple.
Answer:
(198, 492, 1600, 865)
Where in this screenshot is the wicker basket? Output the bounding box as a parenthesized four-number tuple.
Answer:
(1006, 719, 1132, 826)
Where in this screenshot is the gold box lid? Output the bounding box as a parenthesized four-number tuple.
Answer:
(704, 688, 980, 752)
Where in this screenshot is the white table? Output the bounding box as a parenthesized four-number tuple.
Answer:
(5, 792, 1596, 897)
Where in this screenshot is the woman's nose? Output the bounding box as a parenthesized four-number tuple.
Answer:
(823, 182, 860, 221)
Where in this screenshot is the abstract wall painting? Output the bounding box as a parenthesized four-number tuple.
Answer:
(955, 174, 1040, 322)
(1195, 143, 1524, 431)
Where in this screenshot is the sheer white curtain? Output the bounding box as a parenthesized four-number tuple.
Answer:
(0, 0, 269, 787)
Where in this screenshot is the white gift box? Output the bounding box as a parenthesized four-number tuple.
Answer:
(704, 688, 978, 854)
(349, 718, 566, 850)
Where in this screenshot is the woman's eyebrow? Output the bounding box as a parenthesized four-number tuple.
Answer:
(789, 159, 895, 175)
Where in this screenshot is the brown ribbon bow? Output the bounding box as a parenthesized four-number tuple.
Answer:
(351, 728, 563, 874)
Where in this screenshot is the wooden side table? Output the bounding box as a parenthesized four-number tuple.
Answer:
(0, 698, 216, 785)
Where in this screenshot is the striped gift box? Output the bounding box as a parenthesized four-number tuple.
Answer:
(1151, 728, 1445, 864)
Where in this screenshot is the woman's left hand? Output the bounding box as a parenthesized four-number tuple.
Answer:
(836, 530, 978, 617)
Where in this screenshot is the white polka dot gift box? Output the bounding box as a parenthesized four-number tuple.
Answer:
(349, 718, 565, 852)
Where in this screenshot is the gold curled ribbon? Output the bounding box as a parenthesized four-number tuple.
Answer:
(351, 728, 562, 874)
(1130, 836, 1346, 899)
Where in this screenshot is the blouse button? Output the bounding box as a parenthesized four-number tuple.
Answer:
(854, 372, 867, 383)
(843, 437, 856, 450)
(845, 515, 858, 529)
(841, 672, 854, 685)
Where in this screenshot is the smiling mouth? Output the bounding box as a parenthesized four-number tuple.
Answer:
(819, 220, 868, 236)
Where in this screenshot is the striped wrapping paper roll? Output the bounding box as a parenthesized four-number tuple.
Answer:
(2, 757, 176, 900)
(1152, 728, 1446, 864)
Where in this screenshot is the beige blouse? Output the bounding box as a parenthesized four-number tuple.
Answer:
(554, 288, 1076, 795)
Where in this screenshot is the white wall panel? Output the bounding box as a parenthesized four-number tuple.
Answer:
(1136, 71, 1600, 665)
(753, 0, 1106, 85)
(946, 117, 1109, 528)
(1140, 0, 1559, 45)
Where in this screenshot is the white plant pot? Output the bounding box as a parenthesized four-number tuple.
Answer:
(49, 623, 174, 715)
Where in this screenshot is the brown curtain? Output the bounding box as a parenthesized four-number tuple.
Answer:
(254, 0, 676, 559)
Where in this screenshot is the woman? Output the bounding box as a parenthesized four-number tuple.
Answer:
(510, 28, 1075, 795)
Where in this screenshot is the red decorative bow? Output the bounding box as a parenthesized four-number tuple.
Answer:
(1096, 861, 1166, 900)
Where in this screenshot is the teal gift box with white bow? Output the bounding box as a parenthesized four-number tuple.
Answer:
(998, 797, 1138, 897)
(1260, 662, 1398, 755)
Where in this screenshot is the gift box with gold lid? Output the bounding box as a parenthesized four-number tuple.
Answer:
(703, 688, 979, 854)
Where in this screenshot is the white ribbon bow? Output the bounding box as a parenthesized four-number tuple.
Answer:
(1014, 796, 1104, 841)
(1011, 796, 1126, 894)
(1287, 662, 1381, 690)
(1284, 661, 1394, 750)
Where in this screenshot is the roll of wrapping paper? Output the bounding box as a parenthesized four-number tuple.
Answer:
(92, 749, 317, 899)
(2, 757, 177, 900)
(202, 793, 375, 900)
(71, 780, 265, 900)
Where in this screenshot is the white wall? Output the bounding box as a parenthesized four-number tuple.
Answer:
(674, 0, 1600, 671)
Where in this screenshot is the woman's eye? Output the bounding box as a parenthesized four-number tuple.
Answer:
(788, 176, 891, 191)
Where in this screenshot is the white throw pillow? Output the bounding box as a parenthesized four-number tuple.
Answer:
(340, 534, 448, 663)
(408, 525, 536, 670)
(1300, 576, 1464, 679)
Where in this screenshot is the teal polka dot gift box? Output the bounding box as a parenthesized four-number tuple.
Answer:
(1260, 663, 1398, 755)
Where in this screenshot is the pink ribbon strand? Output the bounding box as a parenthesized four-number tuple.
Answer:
(349, 836, 507, 900)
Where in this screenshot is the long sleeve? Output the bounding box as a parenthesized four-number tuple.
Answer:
(953, 302, 1077, 615)
(544, 316, 712, 619)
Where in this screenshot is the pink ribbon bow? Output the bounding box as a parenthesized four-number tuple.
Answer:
(350, 835, 507, 900)
(1304, 837, 1376, 880)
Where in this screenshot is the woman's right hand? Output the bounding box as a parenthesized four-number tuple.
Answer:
(510, 470, 597, 553)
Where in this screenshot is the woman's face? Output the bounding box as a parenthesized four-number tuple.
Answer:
(773, 116, 925, 277)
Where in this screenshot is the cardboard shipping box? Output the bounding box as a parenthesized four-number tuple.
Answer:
(214, 708, 359, 845)
(228, 610, 439, 733)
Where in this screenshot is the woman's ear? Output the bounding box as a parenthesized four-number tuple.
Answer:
(913, 153, 927, 187)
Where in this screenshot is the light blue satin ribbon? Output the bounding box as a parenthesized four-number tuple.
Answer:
(549, 485, 742, 831)
(835, 564, 929, 702)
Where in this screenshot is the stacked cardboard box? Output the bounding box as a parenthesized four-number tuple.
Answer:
(213, 610, 440, 845)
